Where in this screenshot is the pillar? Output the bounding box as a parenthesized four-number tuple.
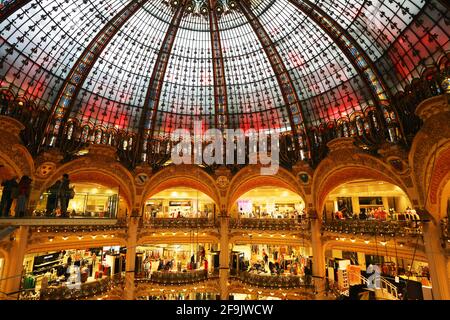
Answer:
(382, 196, 390, 211)
(124, 214, 139, 300)
(333, 199, 339, 213)
(351, 197, 360, 214)
(219, 213, 230, 300)
(310, 213, 326, 294)
(1, 226, 29, 300)
(422, 221, 450, 299)
(310, 218, 325, 277)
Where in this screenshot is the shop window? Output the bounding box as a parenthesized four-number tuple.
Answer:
(34, 185, 120, 218)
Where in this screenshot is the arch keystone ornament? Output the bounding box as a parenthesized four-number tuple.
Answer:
(35, 162, 57, 179)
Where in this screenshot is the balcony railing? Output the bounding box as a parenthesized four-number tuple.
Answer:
(322, 219, 422, 237)
(135, 269, 209, 285)
(237, 271, 314, 289)
(0, 216, 120, 226)
(19, 274, 124, 300)
(143, 218, 218, 229)
(230, 218, 311, 231)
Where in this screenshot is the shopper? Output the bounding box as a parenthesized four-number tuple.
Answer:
(304, 265, 312, 285)
(359, 211, 367, 220)
(46, 180, 61, 216)
(262, 249, 269, 265)
(144, 259, 151, 278)
(58, 174, 73, 217)
(0, 176, 18, 217)
(15, 175, 32, 217)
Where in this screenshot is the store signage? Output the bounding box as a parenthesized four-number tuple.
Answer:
(169, 201, 191, 206)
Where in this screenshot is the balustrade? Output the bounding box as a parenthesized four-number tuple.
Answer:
(143, 218, 217, 229)
(322, 219, 422, 237)
(237, 271, 314, 290)
(230, 218, 311, 231)
(135, 269, 209, 285)
(19, 273, 124, 300)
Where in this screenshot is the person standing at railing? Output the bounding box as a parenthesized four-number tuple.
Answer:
(359, 211, 367, 220)
(304, 265, 312, 285)
(144, 259, 151, 278)
(0, 176, 18, 217)
(58, 174, 73, 217)
(46, 180, 61, 216)
(15, 175, 32, 217)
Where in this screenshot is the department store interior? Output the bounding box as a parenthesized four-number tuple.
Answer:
(0, 0, 449, 301)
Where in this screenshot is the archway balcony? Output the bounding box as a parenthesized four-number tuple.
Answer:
(320, 178, 421, 241)
(140, 185, 220, 231)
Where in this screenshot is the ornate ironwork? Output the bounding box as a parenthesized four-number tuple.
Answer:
(0, 0, 32, 21)
(42, 0, 150, 150)
(134, 0, 190, 166)
(288, 0, 404, 149)
(208, 0, 229, 131)
(237, 0, 312, 163)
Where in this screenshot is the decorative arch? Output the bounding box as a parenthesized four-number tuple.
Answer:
(39, 158, 136, 212)
(423, 141, 450, 219)
(141, 165, 221, 209)
(0, 117, 35, 178)
(409, 95, 450, 208)
(314, 165, 410, 218)
(226, 166, 305, 212)
(312, 140, 410, 218)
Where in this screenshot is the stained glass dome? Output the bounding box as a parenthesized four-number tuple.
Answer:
(1, 0, 449, 143)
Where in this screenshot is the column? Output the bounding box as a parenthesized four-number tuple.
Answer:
(1, 226, 29, 300)
(422, 221, 450, 299)
(310, 215, 326, 293)
(219, 214, 230, 300)
(124, 215, 139, 300)
(333, 199, 339, 213)
(351, 197, 360, 215)
(382, 197, 390, 211)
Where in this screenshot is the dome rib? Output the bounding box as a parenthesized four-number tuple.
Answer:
(135, 0, 190, 162)
(208, 1, 230, 131)
(287, 0, 405, 142)
(237, 0, 312, 158)
(42, 0, 150, 147)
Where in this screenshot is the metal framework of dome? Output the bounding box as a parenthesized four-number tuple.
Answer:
(1, 0, 449, 167)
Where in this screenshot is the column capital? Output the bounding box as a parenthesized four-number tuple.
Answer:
(415, 94, 450, 122)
